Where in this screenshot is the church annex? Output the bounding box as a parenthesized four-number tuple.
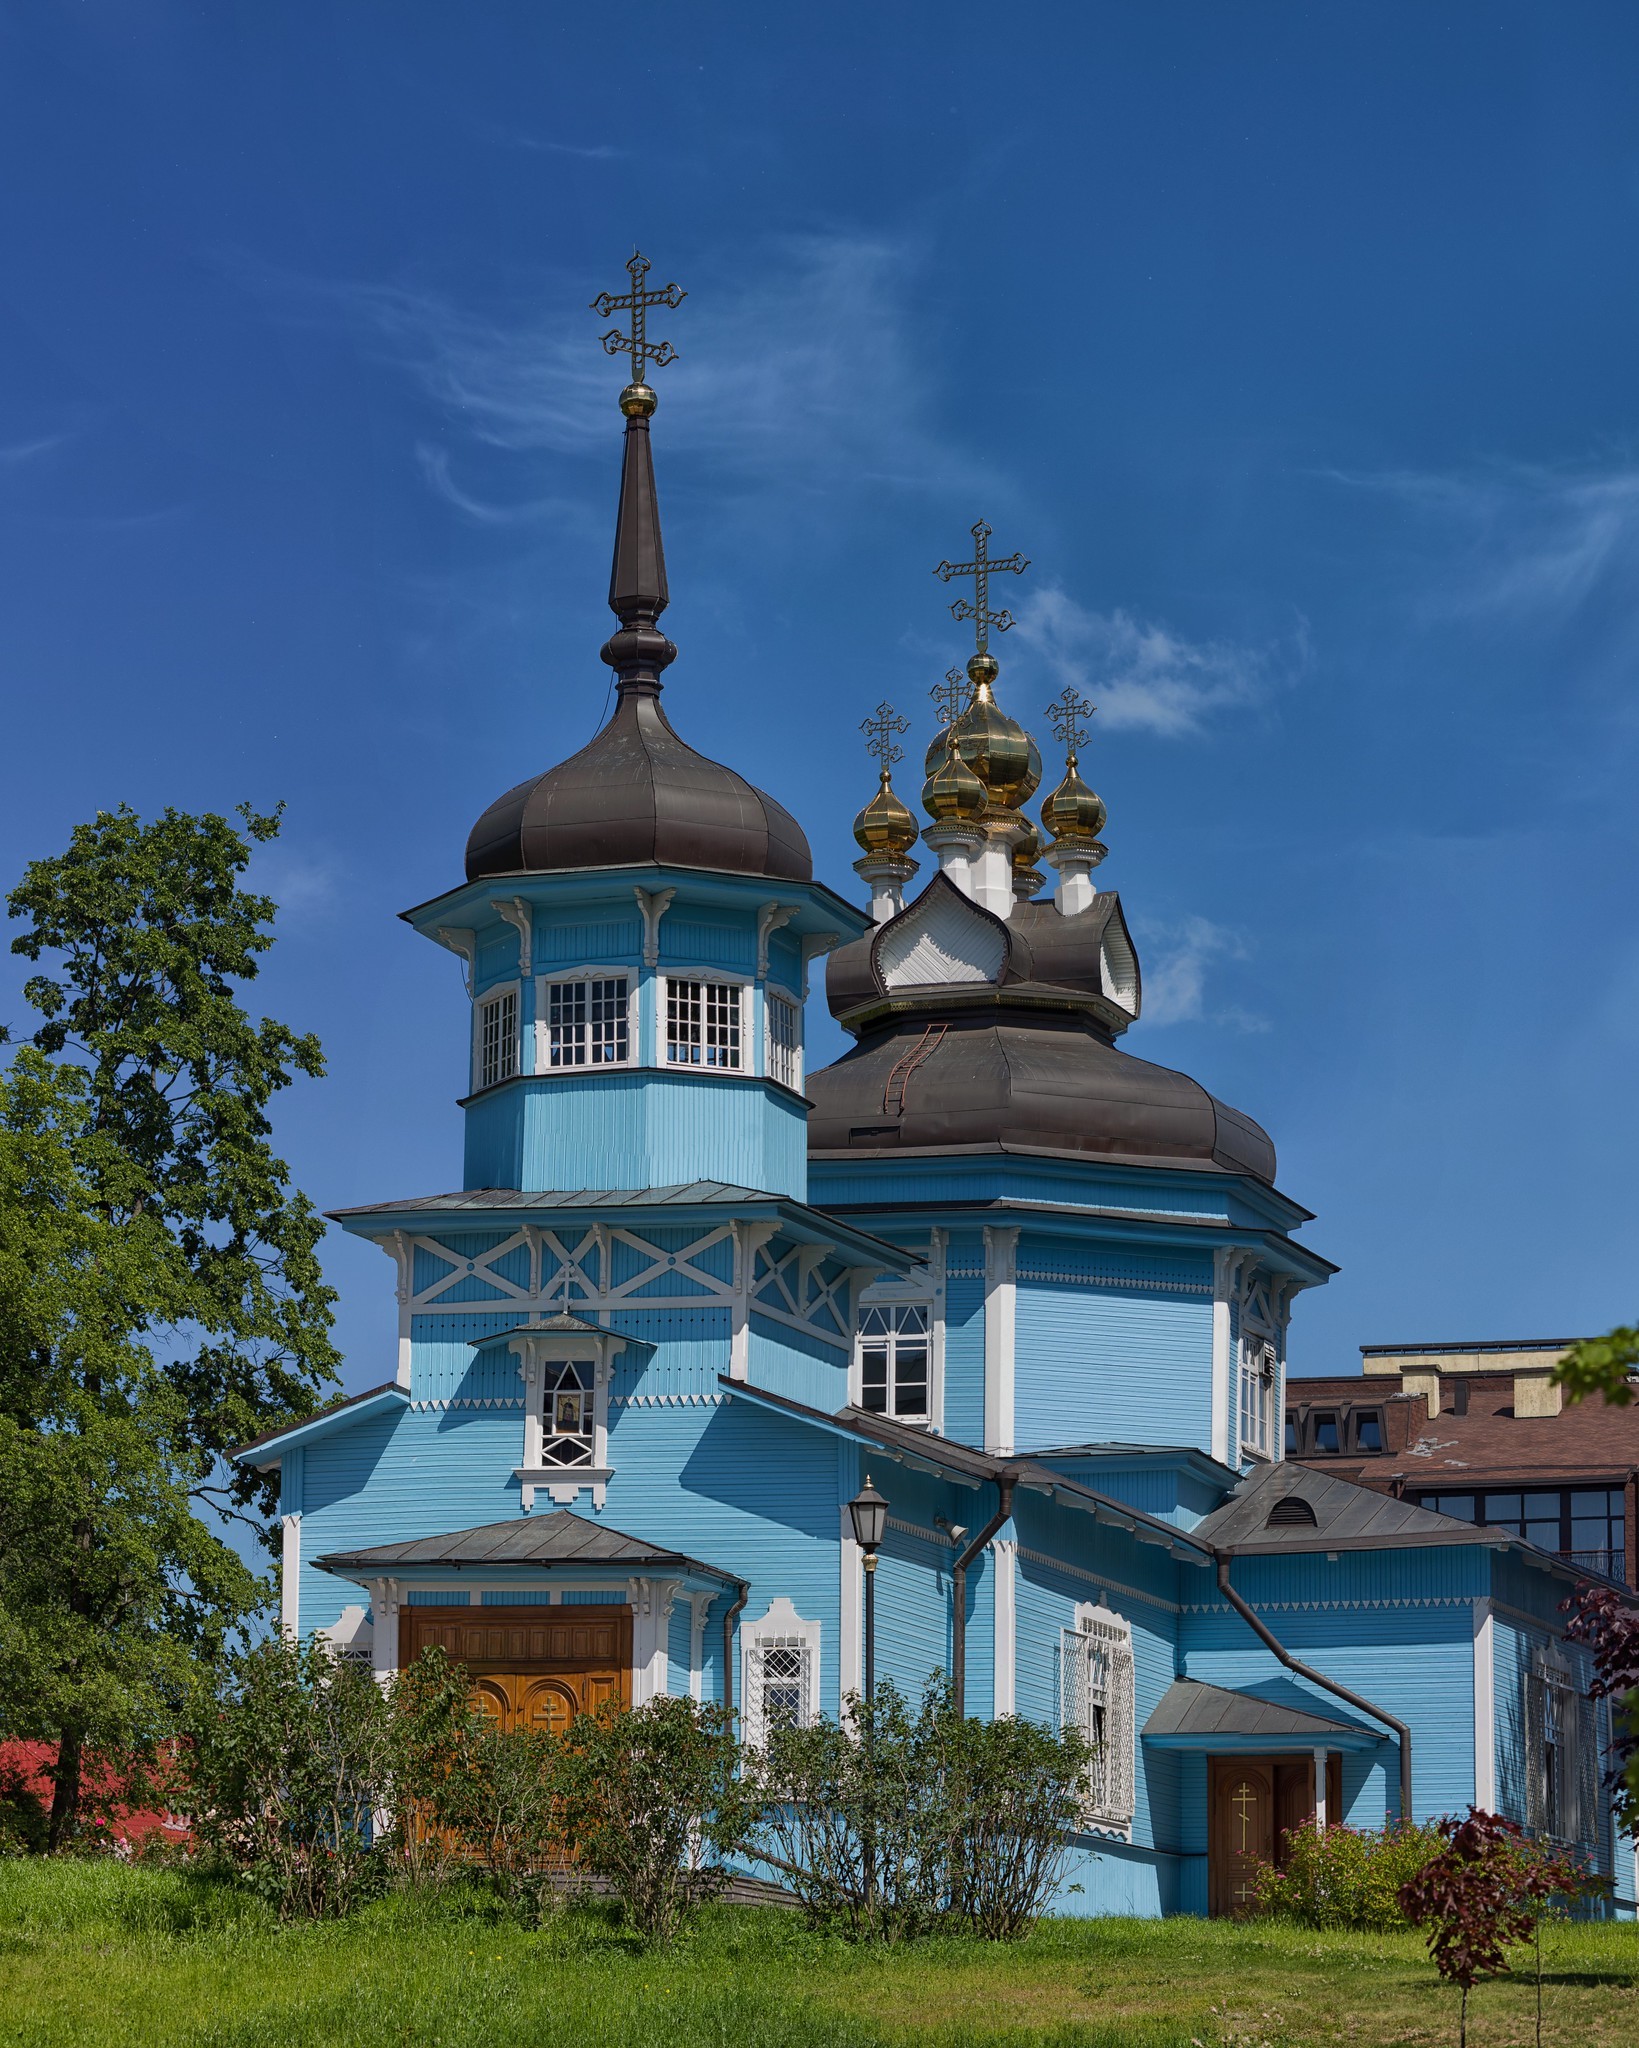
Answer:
(236, 256, 1634, 1918)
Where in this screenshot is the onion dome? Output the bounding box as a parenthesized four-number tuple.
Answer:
(1011, 812, 1042, 873)
(853, 771, 919, 856)
(465, 369, 811, 885)
(1041, 750, 1108, 845)
(947, 654, 1041, 810)
(921, 727, 988, 821)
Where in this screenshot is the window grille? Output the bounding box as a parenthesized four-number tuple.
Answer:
(540, 1360, 594, 1468)
(1239, 1339, 1277, 1458)
(666, 978, 742, 1069)
(858, 1303, 931, 1421)
(1060, 1611, 1136, 1830)
(745, 1636, 814, 1746)
(766, 992, 801, 1090)
(478, 988, 518, 1090)
(1525, 1657, 1598, 1850)
(546, 975, 629, 1068)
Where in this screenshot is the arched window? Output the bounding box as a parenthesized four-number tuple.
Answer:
(1060, 1602, 1136, 1833)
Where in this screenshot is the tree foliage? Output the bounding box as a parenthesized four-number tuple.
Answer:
(1562, 1582, 1639, 1831)
(1551, 1327, 1639, 1409)
(0, 805, 337, 1847)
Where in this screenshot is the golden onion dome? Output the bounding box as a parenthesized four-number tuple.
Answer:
(853, 771, 919, 857)
(1042, 751, 1108, 844)
(922, 730, 988, 821)
(1011, 812, 1041, 872)
(949, 654, 1041, 810)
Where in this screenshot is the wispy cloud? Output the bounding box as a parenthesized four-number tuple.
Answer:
(1136, 914, 1268, 1032)
(0, 431, 74, 467)
(414, 442, 579, 525)
(1010, 585, 1295, 738)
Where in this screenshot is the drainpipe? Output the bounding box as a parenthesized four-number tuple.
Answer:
(951, 1477, 1015, 1718)
(721, 1580, 749, 1718)
(1213, 1551, 1413, 1824)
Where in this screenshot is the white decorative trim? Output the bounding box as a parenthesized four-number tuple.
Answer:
(280, 1513, 301, 1635)
(839, 1509, 862, 1705)
(879, 886, 1007, 988)
(508, 1321, 626, 1509)
(627, 1576, 680, 1704)
(634, 886, 675, 969)
(378, 1231, 415, 1387)
(755, 902, 797, 982)
(1018, 1266, 1211, 1295)
(533, 967, 639, 1074)
(993, 1538, 1017, 1717)
(1473, 1598, 1496, 1810)
(491, 898, 533, 976)
(983, 1225, 1019, 1455)
(1181, 1594, 1476, 1613)
(687, 1590, 715, 1703)
(742, 1596, 821, 1745)
(729, 1220, 780, 1380)
(318, 1603, 373, 1659)
(369, 1577, 401, 1685)
(1062, 1600, 1136, 1837)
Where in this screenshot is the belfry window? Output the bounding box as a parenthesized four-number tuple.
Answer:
(540, 1360, 594, 1468)
(477, 987, 519, 1090)
(545, 975, 630, 1069)
(766, 991, 802, 1091)
(858, 1304, 931, 1421)
(666, 977, 743, 1070)
(1060, 1605, 1136, 1832)
(1239, 1338, 1277, 1459)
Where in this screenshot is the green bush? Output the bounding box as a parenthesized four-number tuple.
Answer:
(1252, 1818, 1448, 1930)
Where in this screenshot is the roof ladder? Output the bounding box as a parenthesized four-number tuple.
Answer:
(881, 1023, 947, 1117)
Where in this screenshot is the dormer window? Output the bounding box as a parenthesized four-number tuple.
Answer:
(543, 973, 631, 1068)
(1353, 1409, 1384, 1453)
(666, 977, 744, 1070)
(1311, 1412, 1341, 1455)
(476, 986, 519, 1090)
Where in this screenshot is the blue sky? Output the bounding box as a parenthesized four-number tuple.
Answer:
(3, 3, 1637, 1396)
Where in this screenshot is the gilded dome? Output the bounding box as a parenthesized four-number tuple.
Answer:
(921, 730, 987, 822)
(853, 772, 919, 857)
(948, 655, 1041, 810)
(1042, 751, 1107, 845)
(1011, 812, 1042, 872)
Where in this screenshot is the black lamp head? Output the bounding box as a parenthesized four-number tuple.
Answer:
(848, 1473, 889, 1554)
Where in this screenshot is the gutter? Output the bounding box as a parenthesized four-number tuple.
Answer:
(951, 1477, 1015, 1717)
(1212, 1551, 1413, 1822)
(721, 1579, 750, 1718)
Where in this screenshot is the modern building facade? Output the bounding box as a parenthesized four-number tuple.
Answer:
(236, 285, 1634, 1916)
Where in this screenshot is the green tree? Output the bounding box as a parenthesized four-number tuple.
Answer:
(1551, 1326, 1638, 1408)
(0, 805, 338, 1847)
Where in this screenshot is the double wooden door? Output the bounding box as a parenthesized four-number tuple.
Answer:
(399, 1603, 631, 1732)
(1207, 1754, 1343, 1916)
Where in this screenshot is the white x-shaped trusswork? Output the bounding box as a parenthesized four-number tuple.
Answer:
(752, 1240, 850, 1348)
(406, 1228, 534, 1309)
(601, 1225, 735, 1304)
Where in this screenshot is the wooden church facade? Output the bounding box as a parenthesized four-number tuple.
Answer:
(237, 267, 1635, 1917)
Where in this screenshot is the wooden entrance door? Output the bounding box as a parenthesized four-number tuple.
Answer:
(399, 1604, 631, 1730)
(1209, 1758, 1274, 1917)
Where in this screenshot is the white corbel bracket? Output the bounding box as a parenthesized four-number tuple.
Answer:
(634, 886, 676, 969)
(756, 903, 798, 981)
(491, 898, 533, 976)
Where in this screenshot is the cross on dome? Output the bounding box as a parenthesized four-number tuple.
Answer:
(931, 668, 968, 725)
(860, 701, 909, 775)
(934, 520, 1030, 656)
(1047, 685, 1095, 757)
(591, 251, 687, 403)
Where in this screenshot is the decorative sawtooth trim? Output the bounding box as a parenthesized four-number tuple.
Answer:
(1180, 1595, 1474, 1614)
(1018, 1266, 1211, 1295)
(408, 1398, 525, 1413)
(945, 1266, 985, 1280)
(609, 1392, 727, 1409)
(886, 1514, 956, 1548)
(1017, 1545, 1180, 1615)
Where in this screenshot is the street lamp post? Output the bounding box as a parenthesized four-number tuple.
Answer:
(848, 1474, 888, 1698)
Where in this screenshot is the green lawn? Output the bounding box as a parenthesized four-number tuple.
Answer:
(0, 1862, 1634, 2048)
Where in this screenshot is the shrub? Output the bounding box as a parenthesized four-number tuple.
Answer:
(753, 1678, 1090, 1942)
(552, 1695, 762, 1945)
(1252, 1817, 1446, 1930)
(422, 1716, 563, 1919)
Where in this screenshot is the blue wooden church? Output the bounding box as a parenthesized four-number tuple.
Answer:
(238, 260, 1632, 1918)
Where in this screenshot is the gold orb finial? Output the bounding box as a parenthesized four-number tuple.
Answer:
(619, 382, 658, 417)
(967, 651, 999, 690)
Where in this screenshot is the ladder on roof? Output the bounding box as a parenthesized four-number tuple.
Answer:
(882, 1023, 947, 1117)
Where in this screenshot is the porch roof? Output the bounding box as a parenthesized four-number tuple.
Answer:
(311, 1508, 741, 1588)
(1143, 1678, 1382, 1752)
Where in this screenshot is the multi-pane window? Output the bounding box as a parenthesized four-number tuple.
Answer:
(744, 1629, 817, 1746)
(1239, 1339, 1277, 1458)
(766, 992, 801, 1091)
(1060, 1609, 1136, 1830)
(477, 988, 519, 1090)
(1418, 1488, 1627, 1581)
(666, 978, 743, 1069)
(541, 1360, 594, 1468)
(546, 976, 629, 1068)
(858, 1304, 931, 1421)
(1525, 1657, 1597, 1847)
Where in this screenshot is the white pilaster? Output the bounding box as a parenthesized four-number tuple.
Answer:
(970, 835, 1015, 920)
(992, 1537, 1017, 1718)
(730, 1221, 779, 1381)
(983, 1225, 1019, 1455)
(839, 1508, 862, 1705)
(1473, 1599, 1496, 1809)
(627, 1576, 679, 1704)
(370, 1577, 400, 1686)
(1211, 1248, 1238, 1466)
(280, 1513, 301, 1635)
(687, 1591, 716, 1703)
(920, 821, 985, 899)
(1044, 839, 1107, 917)
(1313, 1749, 1329, 1830)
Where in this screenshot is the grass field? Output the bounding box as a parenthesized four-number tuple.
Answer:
(0, 1861, 1635, 2048)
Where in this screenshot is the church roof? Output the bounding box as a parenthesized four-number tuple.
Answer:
(464, 368, 809, 887)
(1143, 1678, 1381, 1749)
(312, 1508, 739, 1583)
(1193, 1459, 1518, 1556)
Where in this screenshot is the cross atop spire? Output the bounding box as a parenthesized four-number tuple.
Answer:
(1047, 685, 1095, 757)
(934, 520, 1030, 657)
(861, 700, 909, 775)
(931, 668, 968, 726)
(591, 251, 686, 400)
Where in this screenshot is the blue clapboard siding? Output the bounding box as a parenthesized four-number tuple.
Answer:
(1014, 1277, 1213, 1455)
(941, 1231, 986, 1447)
(746, 1315, 849, 1410)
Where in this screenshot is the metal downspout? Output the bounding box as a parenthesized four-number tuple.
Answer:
(1213, 1551, 1414, 1822)
(952, 1477, 1015, 1718)
(721, 1579, 749, 1718)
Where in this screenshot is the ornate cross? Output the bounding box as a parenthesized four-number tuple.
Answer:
(861, 701, 909, 774)
(1047, 685, 1095, 755)
(931, 668, 967, 726)
(591, 251, 686, 385)
(934, 520, 1029, 655)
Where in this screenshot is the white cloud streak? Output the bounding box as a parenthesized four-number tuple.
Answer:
(1136, 914, 1268, 1032)
(1010, 585, 1291, 738)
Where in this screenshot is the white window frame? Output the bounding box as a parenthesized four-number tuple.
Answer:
(1239, 1335, 1278, 1461)
(853, 1298, 935, 1427)
(1525, 1646, 1598, 1850)
(534, 968, 638, 1074)
(1060, 1601, 1136, 1836)
(741, 1596, 821, 1747)
(472, 980, 521, 1093)
(660, 972, 751, 1074)
(765, 988, 803, 1093)
(509, 1324, 624, 1510)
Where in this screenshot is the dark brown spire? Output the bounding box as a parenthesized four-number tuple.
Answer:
(599, 390, 676, 699)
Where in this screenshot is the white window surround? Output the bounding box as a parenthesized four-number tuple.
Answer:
(534, 969, 638, 1073)
(659, 971, 752, 1075)
(472, 979, 522, 1093)
(1061, 1601, 1136, 1836)
(855, 1240, 945, 1433)
(1239, 1334, 1279, 1462)
(765, 988, 803, 1093)
(508, 1322, 626, 1510)
(741, 1596, 821, 1747)
(854, 1299, 935, 1426)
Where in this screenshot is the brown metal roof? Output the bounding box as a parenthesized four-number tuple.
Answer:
(1144, 1678, 1366, 1744)
(313, 1507, 737, 1582)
